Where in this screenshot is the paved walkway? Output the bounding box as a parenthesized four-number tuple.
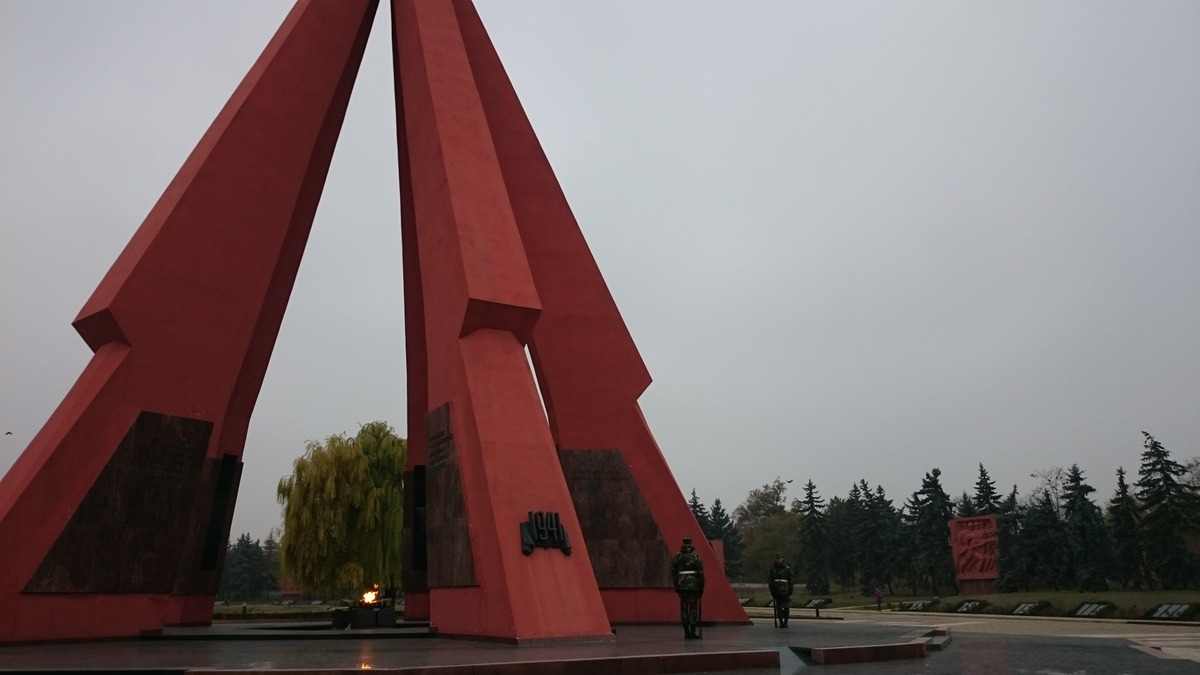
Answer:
(0, 611, 1197, 673)
(803, 609, 1200, 672)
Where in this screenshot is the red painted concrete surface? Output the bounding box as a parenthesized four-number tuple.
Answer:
(423, 0, 748, 626)
(0, 0, 378, 643)
(1, 0, 747, 645)
(949, 515, 999, 582)
(391, 0, 610, 641)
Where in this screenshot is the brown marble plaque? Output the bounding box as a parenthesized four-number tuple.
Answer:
(425, 404, 477, 587)
(558, 448, 672, 587)
(25, 411, 214, 593)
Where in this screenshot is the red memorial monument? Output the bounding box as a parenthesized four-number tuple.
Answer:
(0, 0, 748, 644)
(949, 515, 1000, 595)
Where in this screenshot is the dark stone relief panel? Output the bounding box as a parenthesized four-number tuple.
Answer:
(199, 454, 242, 572)
(172, 453, 243, 595)
(26, 411, 213, 593)
(402, 467, 429, 592)
(558, 448, 672, 588)
(425, 404, 477, 587)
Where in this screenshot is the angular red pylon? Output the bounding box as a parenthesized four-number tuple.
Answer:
(455, 0, 748, 625)
(391, 0, 612, 641)
(0, 0, 378, 643)
(397, 0, 748, 627)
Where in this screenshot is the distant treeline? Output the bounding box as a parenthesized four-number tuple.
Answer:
(691, 432, 1200, 594)
(218, 531, 281, 601)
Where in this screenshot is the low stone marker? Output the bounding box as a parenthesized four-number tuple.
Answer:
(955, 600, 986, 613)
(795, 642, 926, 665)
(803, 597, 832, 618)
(902, 600, 936, 611)
(790, 627, 951, 665)
(1149, 603, 1196, 620)
(1073, 602, 1113, 618)
(1011, 602, 1038, 615)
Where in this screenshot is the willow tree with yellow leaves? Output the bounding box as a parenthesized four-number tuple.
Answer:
(276, 421, 406, 596)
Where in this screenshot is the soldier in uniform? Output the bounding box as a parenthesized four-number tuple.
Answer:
(768, 553, 794, 627)
(670, 537, 705, 639)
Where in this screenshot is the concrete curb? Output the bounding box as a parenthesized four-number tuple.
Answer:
(834, 608, 1200, 627)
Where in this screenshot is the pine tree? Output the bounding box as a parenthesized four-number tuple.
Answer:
(994, 485, 1026, 592)
(972, 464, 1001, 515)
(1135, 432, 1200, 590)
(261, 528, 282, 593)
(219, 533, 269, 600)
(1106, 467, 1145, 590)
(688, 489, 712, 536)
(858, 483, 900, 595)
(855, 482, 876, 595)
(852, 481, 873, 585)
(903, 469, 956, 595)
(954, 491, 977, 518)
(824, 493, 860, 591)
(797, 480, 831, 594)
(707, 498, 743, 579)
(1062, 464, 1113, 591)
(894, 515, 920, 594)
(1022, 489, 1071, 590)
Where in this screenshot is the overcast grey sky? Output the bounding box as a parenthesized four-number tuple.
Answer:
(3, 1, 1198, 541)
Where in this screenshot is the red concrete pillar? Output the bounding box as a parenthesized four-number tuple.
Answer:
(391, 0, 610, 641)
(450, 0, 749, 624)
(0, 0, 378, 643)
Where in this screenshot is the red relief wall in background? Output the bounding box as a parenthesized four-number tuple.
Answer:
(949, 515, 999, 581)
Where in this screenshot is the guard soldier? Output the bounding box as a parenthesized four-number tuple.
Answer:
(670, 537, 705, 639)
(768, 553, 794, 627)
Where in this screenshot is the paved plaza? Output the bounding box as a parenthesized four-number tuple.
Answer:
(797, 609, 1200, 673)
(0, 609, 1197, 673)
